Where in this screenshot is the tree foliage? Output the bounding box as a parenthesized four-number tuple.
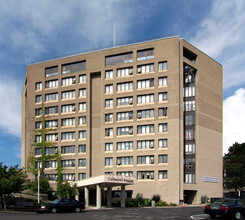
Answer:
(224, 142, 245, 193)
(0, 163, 26, 210)
(25, 176, 51, 194)
(56, 182, 78, 199)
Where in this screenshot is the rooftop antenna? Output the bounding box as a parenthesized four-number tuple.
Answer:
(113, 23, 116, 47)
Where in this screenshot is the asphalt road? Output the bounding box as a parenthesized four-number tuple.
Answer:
(0, 206, 215, 220)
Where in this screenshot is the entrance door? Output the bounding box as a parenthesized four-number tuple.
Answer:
(184, 190, 197, 204)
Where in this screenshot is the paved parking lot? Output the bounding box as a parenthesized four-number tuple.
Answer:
(0, 206, 211, 220)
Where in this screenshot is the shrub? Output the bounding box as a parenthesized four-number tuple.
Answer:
(169, 202, 177, 206)
(112, 200, 121, 207)
(156, 201, 168, 206)
(142, 198, 152, 207)
(126, 198, 138, 207)
(135, 193, 144, 206)
(152, 194, 161, 203)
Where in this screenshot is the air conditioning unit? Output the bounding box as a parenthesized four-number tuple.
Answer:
(129, 69, 133, 75)
(72, 106, 76, 111)
(54, 121, 58, 127)
(46, 83, 49, 88)
(137, 67, 142, 73)
(150, 158, 154, 164)
(72, 79, 76, 84)
(150, 142, 154, 148)
(105, 129, 109, 136)
(72, 176, 75, 181)
(54, 148, 58, 154)
(117, 159, 121, 165)
(129, 98, 133, 105)
(55, 136, 58, 141)
(129, 128, 133, 135)
(150, 174, 154, 179)
(137, 113, 142, 119)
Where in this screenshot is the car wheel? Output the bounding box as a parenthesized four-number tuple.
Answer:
(234, 211, 242, 220)
(51, 208, 57, 213)
(75, 207, 81, 213)
(209, 214, 216, 219)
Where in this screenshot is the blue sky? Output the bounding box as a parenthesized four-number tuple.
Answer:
(0, 0, 245, 167)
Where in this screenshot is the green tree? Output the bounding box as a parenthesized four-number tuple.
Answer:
(224, 142, 245, 196)
(0, 163, 26, 210)
(56, 182, 78, 199)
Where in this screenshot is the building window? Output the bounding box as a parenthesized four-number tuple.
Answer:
(105, 128, 113, 137)
(62, 159, 75, 167)
(117, 141, 133, 151)
(61, 118, 75, 127)
(45, 134, 58, 142)
(158, 61, 167, 71)
(105, 157, 113, 166)
(35, 148, 42, 155)
(105, 99, 113, 108)
(158, 154, 168, 163)
(79, 102, 86, 111)
(78, 173, 86, 180)
(79, 130, 86, 139)
(184, 158, 195, 169)
(61, 104, 76, 113)
(184, 64, 196, 83)
(45, 147, 57, 155)
(45, 106, 58, 115)
(62, 77, 76, 86)
(61, 132, 75, 140)
(158, 139, 168, 148)
(45, 160, 57, 168)
(185, 115, 195, 125)
(35, 95, 42, 103)
(45, 66, 58, 77)
(158, 107, 168, 117)
(185, 129, 195, 140)
(45, 93, 58, 102)
(105, 70, 113, 79)
(137, 48, 154, 61)
(117, 97, 133, 106)
(137, 94, 154, 104)
(36, 82, 42, 90)
(137, 63, 154, 74)
(184, 101, 195, 111)
(35, 135, 41, 143)
(158, 92, 167, 102)
(45, 120, 58, 128)
(137, 124, 154, 134)
(185, 173, 196, 184)
(35, 121, 42, 129)
(117, 82, 133, 92)
(137, 171, 154, 180)
(62, 173, 75, 181)
(137, 109, 154, 119)
(158, 77, 167, 86)
(137, 140, 154, 149)
(105, 113, 113, 122)
(62, 90, 75, 100)
(105, 84, 113, 94)
(79, 144, 86, 153)
(78, 159, 86, 167)
(117, 157, 133, 165)
(137, 78, 154, 89)
(117, 126, 133, 136)
(105, 143, 113, 151)
(35, 108, 42, 116)
(117, 111, 133, 121)
(106, 52, 133, 66)
(45, 174, 57, 181)
(158, 123, 167, 133)
(158, 170, 168, 179)
(45, 79, 58, 88)
(61, 145, 75, 154)
(184, 86, 195, 97)
(79, 88, 86, 97)
(79, 116, 86, 125)
(117, 171, 133, 176)
(117, 67, 133, 77)
(185, 144, 196, 154)
(62, 61, 86, 74)
(79, 74, 86, 83)
(137, 156, 154, 164)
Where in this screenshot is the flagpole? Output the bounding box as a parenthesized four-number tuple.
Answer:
(38, 163, 41, 204)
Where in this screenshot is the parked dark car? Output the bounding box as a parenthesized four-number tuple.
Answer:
(204, 198, 245, 219)
(36, 198, 85, 213)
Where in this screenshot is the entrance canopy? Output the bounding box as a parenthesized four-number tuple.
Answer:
(77, 175, 136, 208)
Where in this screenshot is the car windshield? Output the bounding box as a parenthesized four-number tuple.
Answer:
(213, 199, 236, 205)
(51, 199, 61, 204)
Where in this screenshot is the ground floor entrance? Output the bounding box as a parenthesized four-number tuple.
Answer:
(184, 190, 197, 204)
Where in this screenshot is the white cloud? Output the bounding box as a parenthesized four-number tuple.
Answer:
(223, 88, 245, 154)
(190, 0, 245, 89)
(0, 75, 22, 137)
